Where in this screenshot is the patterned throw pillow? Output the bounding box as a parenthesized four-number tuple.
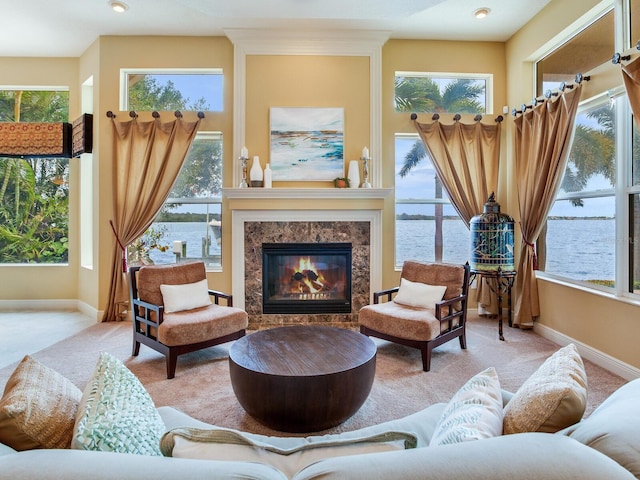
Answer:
(0, 355, 82, 450)
(429, 367, 503, 446)
(72, 352, 165, 456)
(503, 343, 587, 434)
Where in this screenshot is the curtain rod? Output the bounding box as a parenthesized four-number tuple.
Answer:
(410, 112, 503, 123)
(105, 110, 205, 119)
(511, 73, 589, 117)
(611, 39, 640, 64)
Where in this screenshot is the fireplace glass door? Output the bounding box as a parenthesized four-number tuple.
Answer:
(262, 243, 352, 314)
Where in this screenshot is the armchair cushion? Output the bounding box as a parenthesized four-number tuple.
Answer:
(359, 301, 441, 341)
(160, 279, 212, 313)
(393, 278, 446, 309)
(159, 305, 249, 346)
(137, 262, 207, 307)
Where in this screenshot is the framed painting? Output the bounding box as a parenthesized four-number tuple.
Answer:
(270, 107, 344, 181)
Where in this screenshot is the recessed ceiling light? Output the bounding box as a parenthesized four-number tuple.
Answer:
(474, 8, 490, 19)
(110, 1, 128, 13)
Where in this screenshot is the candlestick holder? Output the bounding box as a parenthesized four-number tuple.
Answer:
(361, 156, 372, 188)
(238, 155, 249, 188)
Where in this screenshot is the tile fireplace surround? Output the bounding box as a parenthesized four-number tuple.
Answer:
(227, 189, 389, 327)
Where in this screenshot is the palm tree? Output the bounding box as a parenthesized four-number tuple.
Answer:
(395, 77, 484, 261)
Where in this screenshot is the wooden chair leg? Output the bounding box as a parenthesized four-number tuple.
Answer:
(132, 340, 140, 356)
(459, 332, 467, 349)
(421, 342, 432, 372)
(166, 351, 178, 379)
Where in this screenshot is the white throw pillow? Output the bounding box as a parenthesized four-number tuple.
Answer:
(429, 367, 503, 446)
(393, 278, 447, 309)
(160, 279, 212, 313)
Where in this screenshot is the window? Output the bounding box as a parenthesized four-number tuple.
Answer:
(0, 88, 70, 264)
(544, 97, 617, 287)
(121, 69, 223, 111)
(394, 72, 491, 114)
(395, 134, 469, 267)
(130, 132, 223, 270)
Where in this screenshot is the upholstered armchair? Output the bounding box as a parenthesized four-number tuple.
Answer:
(129, 261, 248, 379)
(359, 260, 470, 372)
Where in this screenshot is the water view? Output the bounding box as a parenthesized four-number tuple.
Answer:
(147, 218, 615, 283)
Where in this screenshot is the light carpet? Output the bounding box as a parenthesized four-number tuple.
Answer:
(0, 314, 626, 437)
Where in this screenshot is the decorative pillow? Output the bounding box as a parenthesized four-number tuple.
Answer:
(503, 343, 587, 435)
(161, 427, 416, 479)
(72, 352, 165, 456)
(0, 355, 82, 450)
(429, 367, 503, 446)
(393, 278, 447, 309)
(160, 278, 212, 313)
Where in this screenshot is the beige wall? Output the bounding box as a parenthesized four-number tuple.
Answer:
(506, 0, 640, 372)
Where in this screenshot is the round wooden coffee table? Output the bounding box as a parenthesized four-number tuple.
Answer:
(228, 325, 376, 432)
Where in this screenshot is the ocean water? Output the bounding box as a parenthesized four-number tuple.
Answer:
(147, 218, 615, 281)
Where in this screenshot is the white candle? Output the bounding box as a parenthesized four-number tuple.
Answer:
(241, 146, 248, 158)
(172, 240, 183, 254)
(362, 146, 369, 159)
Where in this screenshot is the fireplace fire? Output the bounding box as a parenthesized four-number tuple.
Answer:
(262, 243, 352, 314)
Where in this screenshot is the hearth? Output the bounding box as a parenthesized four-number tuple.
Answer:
(262, 242, 352, 314)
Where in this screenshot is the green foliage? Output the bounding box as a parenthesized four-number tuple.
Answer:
(127, 225, 169, 266)
(0, 89, 69, 263)
(395, 77, 484, 114)
(170, 138, 222, 197)
(127, 76, 210, 112)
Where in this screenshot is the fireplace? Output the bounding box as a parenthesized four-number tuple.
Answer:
(262, 242, 352, 314)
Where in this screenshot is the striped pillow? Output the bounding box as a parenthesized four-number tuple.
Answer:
(429, 367, 503, 446)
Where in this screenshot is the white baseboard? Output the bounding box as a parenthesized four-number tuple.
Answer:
(534, 322, 640, 381)
(0, 299, 79, 311)
(0, 299, 100, 322)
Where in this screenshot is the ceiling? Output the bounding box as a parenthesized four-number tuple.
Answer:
(3, 0, 553, 58)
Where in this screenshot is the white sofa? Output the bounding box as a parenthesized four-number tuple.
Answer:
(1, 377, 639, 480)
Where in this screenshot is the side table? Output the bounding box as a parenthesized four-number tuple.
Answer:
(469, 268, 516, 341)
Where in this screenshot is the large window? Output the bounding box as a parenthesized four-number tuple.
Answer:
(395, 134, 469, 267)
(394, 72, 491, 114)
(0, 89, 70, 264)
(130, 132, 223, 269)
(544, 97, 617, 286)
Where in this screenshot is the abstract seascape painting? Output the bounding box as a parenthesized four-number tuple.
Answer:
(269, 107, 344, 181)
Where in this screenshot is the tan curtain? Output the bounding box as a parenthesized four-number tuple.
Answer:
(412, 117, 501, 224)
(622, 55, 640, 130)
(413, 116, 502, 312)
(102, 113, 202, 322)
(513, 84, 582, 328)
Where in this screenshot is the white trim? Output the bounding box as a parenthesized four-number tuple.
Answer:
(222, 187, 392, 200)
(225, 28, 390, 189)
(534, 322, 640, 381)
(231, 209, 382, 310)
(0, 299, 79, 311)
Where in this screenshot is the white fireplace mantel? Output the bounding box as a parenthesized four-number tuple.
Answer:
(231, 209, 383, 311)
(222, 187, 392, 200)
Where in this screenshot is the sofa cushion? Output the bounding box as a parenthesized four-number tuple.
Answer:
(160, 279, 212, 313)
(72, 352, 165, 456)
(430, 367, 503, 446)
(393, 278, 446, 309)
(503, 343, 587, 434)
(559, 378, 640, 479)
(0, 355, 82, 450)
(161, 427, 416, 479)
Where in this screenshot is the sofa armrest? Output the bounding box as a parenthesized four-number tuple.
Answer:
(0, 449, 288, 480)
(293, 433, 636, 480)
